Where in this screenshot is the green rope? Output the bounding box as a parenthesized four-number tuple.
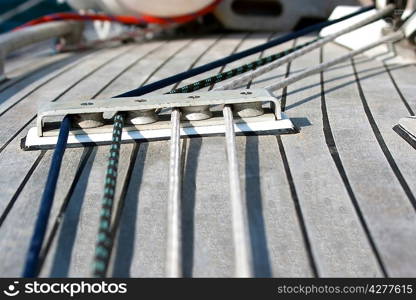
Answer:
(93, 114, 124, 278)
(91, 37, 319, 277)
(169, 38, 318, 94)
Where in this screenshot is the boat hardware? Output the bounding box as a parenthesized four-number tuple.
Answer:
(394, 117, 416, 149)
(22, 89, 295, 150)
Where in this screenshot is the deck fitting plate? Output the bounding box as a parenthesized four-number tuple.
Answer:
(394, 116, 416, 150)
(22, 89, 298, 150)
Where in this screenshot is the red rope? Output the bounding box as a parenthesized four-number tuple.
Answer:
(14, 0, 222, 31)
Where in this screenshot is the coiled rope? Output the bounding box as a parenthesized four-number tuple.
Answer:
(22, 5, 375, 277)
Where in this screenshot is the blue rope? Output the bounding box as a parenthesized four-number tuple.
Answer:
(22, 4, 375, 277)
(23, 116, 70, 277)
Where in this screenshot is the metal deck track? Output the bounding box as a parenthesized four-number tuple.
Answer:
(0, 33, 415, 277)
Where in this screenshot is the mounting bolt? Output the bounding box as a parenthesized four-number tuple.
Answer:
(240, 91, 253, 95)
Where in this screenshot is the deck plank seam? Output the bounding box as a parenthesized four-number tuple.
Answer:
(0, 43, 159, 271)
(280, 39, 296, 111)
(208, 33, 251, 91)
(351, 57, 416, 212)
(276, 136, 318, 277)
(171, 35, 225, 91)
(0, 53, 76, 94)
(37, 147, 95, 272)
(320, 46, 387, 277)
(138, 39, 196, 90)
(91, 41, 170, 99)
(0, 46, 137, 153)
(383, 62, 415, 116)
(0, 150, 46, 227)
(275, 38, 318, 277)
(0, 50, 95, 118)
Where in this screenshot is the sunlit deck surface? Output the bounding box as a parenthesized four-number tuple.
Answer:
(0, 33, 415, 277)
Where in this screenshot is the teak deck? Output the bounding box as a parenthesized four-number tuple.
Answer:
(0, 33, 415, 277)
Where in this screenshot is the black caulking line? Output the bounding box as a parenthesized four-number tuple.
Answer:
(276, 136, 319, 278)
(383, 62, 415, 116)
(0, 50, 94, 118)
(37, 146, 94, 272)
(209, 33, 252, 90)
(92, 40, 170, 99)
(0, 150, 46, 227)
(280, 39, 296, 111)
(276, 38, 318, 277)
(320, 48, 387, 277)
(0, 46, 137, 153)
(352, 57, 416, 212)
(138, 38, 196, 90)
(171, 35, 225, 91)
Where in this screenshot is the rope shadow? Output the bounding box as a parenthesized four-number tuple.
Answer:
(244, 136, 272, 277)
(48, 146, 97, 277)
(112, 143, 148, 277)
(181, 138, 202, 277)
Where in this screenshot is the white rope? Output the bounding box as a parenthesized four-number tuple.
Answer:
(223, 105, 253, 278)
(166, 108, 182, 278)
(214, 4, 395, 91)
(264, 31, 403, 93)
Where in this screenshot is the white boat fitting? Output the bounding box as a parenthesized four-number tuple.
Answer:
(23, 89, 296, 150)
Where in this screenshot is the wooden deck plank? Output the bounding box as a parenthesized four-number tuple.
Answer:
(42, 144, 134, 277)
(96, 38, 194, 98)
(0, 51, 90, 115)
(0, 148, 85, 276)
(0, 51, 75, 94)
(346, 47, 416, 276)
(0, 44, 149, 217)
(0, 41, 166, 276)
(4, 41, 57, 76)
(386, 63, 416, 114)
(0, 33, 415, 278)
(0, 46, 130, 148)
(271, 38, 383, 277)
(176, 33, 249, 92)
